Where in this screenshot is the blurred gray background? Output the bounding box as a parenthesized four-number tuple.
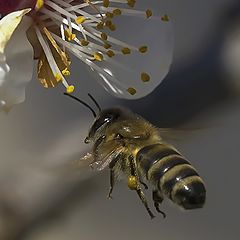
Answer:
(1, 0, 240, 239)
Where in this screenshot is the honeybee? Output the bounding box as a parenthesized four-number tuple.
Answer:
(64, 93, 206, 219)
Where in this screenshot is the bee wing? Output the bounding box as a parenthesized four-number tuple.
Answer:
(158, 128, 205, 141)
(90, 146, 124, 171)
(71, 145, 124, 172)
(38, 151, 95, 179)
(73, 152, 95, 168)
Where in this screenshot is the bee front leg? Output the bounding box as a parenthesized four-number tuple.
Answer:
(128, 156, 155, 219)
(152, 190, 166, 218)
(107, 157, 119, 199)
(108, 168, 115, 199)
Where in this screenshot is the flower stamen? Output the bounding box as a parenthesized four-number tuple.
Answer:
(35, 26, 73, 91)
(30, 0, 172, 96)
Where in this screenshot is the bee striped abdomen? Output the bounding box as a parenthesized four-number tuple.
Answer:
(136, 143, 182, 178)
(136, 143, 205, 209)
(159, 164, 199, 197)
(136, 144, 198, 195)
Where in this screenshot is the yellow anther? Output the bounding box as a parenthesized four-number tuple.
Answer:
(96, 22, 104, 30)
(122, 47, 131, 55)
(128, 175, 138, 190)
(107, 50, 115, 57)
(94, 52, 103, 61)
(62, 68, 70, 76)
(161, 14, 170, 22)
(80, 39, 89, 46)
(101, 32, 108, 41)
(127, 0, 136, 8)
(55, 73, 62, 81)
(68, 34, 76, 41)
(127, 87, 137, 95)
(113, 9, 122, 16)
(103, 0, 110, 8)
(105, 20, 112, 27)
(146, 9, 153, 18)
(66, 85, 75, 94)
(109, 24, 116, 31)
(35, 0, 44, 11)
(104, 19, 116, 31)
(75, 16, 86, 24)
(104, 42, 112, 49)
(139, 46, 148, 53)
(65, 29, 76, 41)
(141, 72, 150, 82)
(106, 12, 114, 18)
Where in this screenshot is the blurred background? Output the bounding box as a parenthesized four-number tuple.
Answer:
(1, 0, 240, 239)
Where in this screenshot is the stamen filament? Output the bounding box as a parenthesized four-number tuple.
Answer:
(35, 26, 70, 89)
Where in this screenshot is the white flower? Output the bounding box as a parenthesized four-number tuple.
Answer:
(0, 9, 33, 112)
(0, 0, 173, 111)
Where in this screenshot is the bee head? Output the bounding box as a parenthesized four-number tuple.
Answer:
(85, 108, 124, 143)
(63, 92, 130, 144)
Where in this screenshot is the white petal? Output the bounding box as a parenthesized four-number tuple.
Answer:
(0, 8, 31, 53)
(0, 16, 34, 112)
(88, 15, 174, 99)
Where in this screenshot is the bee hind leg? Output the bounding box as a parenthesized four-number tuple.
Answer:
(152, 190, 166, 218)
(136, 188, 155, 219)
(128, 156, 155, 219)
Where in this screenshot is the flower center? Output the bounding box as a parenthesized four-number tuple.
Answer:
(2, 0, 171, 97)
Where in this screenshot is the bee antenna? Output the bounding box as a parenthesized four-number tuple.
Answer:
(64, 93, 97, 118)
(88, 93, 101, 112)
